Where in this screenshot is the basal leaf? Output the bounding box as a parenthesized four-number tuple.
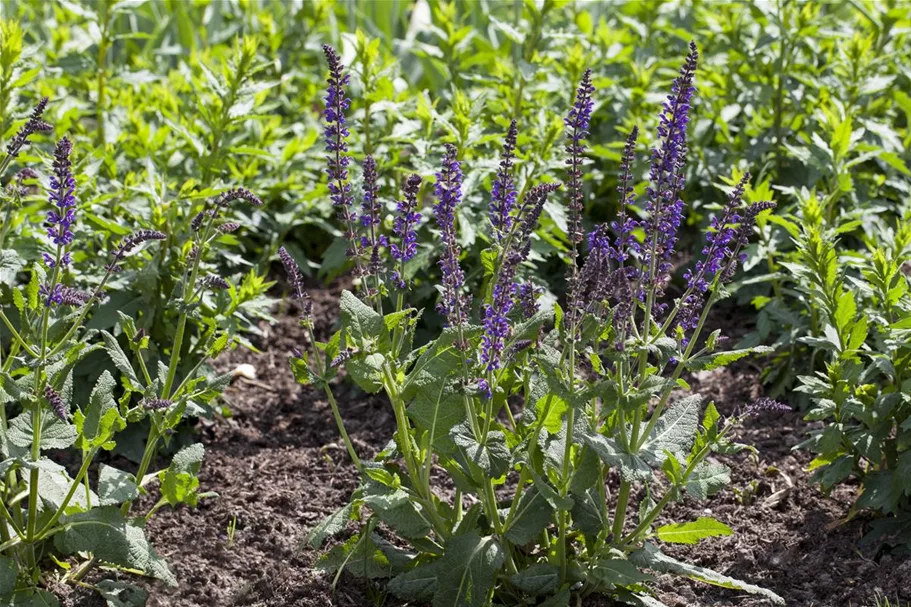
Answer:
(54, 507, 176, 586)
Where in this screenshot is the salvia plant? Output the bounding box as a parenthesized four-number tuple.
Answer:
(785, 205, 911, 549)
(286, 43, 786, 606)
(0, 98, 259, 604)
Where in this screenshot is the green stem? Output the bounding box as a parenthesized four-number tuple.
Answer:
(325, 384, 362, 473)
(611, 480, 631, 541)
(0, 310, 37, 357)
(36, 447, 99, 539)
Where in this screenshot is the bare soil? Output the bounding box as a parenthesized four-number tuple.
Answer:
(71, 288, 910, 607)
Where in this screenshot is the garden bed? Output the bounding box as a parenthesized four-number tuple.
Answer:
(66, 286, 909, 607)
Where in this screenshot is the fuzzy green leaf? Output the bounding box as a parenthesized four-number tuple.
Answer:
(54, 507, 176, 586)
(432, 532, 505, 607)
(509, 563, 559, 596)
(98, 464, 139, 506)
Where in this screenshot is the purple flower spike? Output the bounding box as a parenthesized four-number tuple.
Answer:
(515, 282, 540, 320)
(683, 173, 749, 296)
(45, 137, 76, 250)
(610, 127, 640, 266)
(642, 42, 699, 303)
(6, 97, 52, 161)
(489, 120, 518, 241)
(434, 144, 469, 327)
(481, 182, 561, 372)
(391, 173, 423, 289)
(322, 44, 361, 266)
(360, 156, 381, 233)
(279, 246, 313, 324)
(565, 69, 595, 251)
(44, 386, 68, 422)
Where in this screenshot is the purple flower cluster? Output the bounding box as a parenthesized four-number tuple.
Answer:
(279, 246, 313, 325)
(489, 120, 518, 241)
(565, 69, 595, 252)
(390, 173, 423, 289)
(610, 127, 640, 266)
(642, 42, 698, 302)
(44, 386, 68, 422)
(322, 45, 360, 263)
(106, 229, 167, 273)
(481, 183, 561, 372)
(683, 173, 749, 294)
(45, 137, 76, 252)
(515, 282, 540, 319)
(360, 156, 383, 245)
(676, 174, 776, 332)
(481, 277, 515, 372)
(215, 187, 263, 208)
(434, 144, 469, 327)
(6, 97, 52, 161)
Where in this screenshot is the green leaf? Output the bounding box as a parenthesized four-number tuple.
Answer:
(0, 555, 16, 595)
(407, 383, 465, 454)
(389, 561, 442, 602)
(450, 422, 510, 479)
(630, 543, 784, 605)
(306, 502, 354, 549)
(641, 395, 702, 466)
(0, 250, 25, 286)
(101, 331, 141, 388)
(504, 488, 553, 545)
(78, 371, 124, 449)
(509, 563, 559, 596)
(159, 443, 204, 507)
(432, 532, 504, 607)
(346, 353, 385, 393)
(591, 557, 654, 587)
(655, 517, 732, 544)
(27, 458, 98, 513)
(318, 532, 393, 579)
(340, 290, 387, 349)
(686, 346, 772, 371)
(8, 413, 77, 451)
(98, 464, 139, 506)
(54, 507, 176, 586)
(685, 462, 730, 499)
(580, 431, 651, 481)
(535, 392, 569, 435)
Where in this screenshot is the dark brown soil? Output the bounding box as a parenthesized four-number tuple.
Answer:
(72, 290, 910, 607)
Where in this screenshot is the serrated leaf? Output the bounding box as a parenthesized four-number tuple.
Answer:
(685, 462, 730, 500)
(655, 517, 732, 544)
(504, 488, 553, 545)
(580, 431, 651, 481)
(686, 347, 772, 371)
(98, 464, 139, 506)
(0, 249, 25, 286)
(54, 507, 175, 586)
(102, 331, 141, 388)
(450, 422, 510, 479)
(8, 413, 77, 450)
(432, 532, 504, 607)
(306, 502, 354, 548)
(509, 563, 559, 596)
(641, 395, 702, 466)
(389, 561, 442, 601)
(159, 443, 204, 507)
(591, 557, 654, 587)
